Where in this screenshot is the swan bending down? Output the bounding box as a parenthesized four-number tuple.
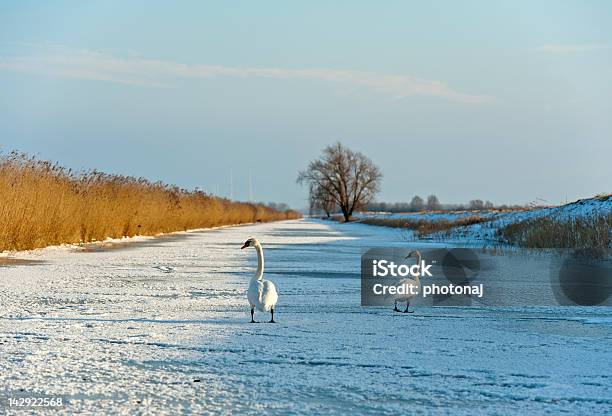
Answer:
(393, 250, 423, 313)
(241, 237, 278, 323)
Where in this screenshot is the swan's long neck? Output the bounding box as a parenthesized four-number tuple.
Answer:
(253, 244, 264, 281)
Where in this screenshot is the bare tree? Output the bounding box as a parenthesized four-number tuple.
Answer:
(267, 202, 290, 212)
(469, 199, 484, 210)
(308, 183, 335, 217)
(426, 194, 441, 211)
(410, 195, 424, 212)
(297, 142, 382, 222)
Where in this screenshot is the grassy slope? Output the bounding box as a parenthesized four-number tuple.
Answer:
(354, 194, 612, 249)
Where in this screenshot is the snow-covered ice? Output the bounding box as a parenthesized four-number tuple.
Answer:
(0, 219, 611, 415)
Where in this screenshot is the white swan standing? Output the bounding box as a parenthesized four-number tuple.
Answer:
(241, 237, 278, 323)
(393, 250, 423, 313)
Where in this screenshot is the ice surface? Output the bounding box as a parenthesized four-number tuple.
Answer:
(0, 219, 610, 415)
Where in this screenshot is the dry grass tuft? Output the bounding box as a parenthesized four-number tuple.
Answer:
(498, 214, 611, 250)
(360, 215, 493, 238)
(0, 152, 300, 251)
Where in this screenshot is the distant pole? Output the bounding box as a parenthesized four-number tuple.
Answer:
(230, 169, 233, 200)
(248, 168, 253, 202)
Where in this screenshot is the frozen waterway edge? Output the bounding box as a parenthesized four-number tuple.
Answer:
(0, 218, 610, 415)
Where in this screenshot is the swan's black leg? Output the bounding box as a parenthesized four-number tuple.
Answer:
(270, 308, 276, 323)
(403, 301, 414, 313)
(250, 307, 257, 323)
(393, 300, 400, 312)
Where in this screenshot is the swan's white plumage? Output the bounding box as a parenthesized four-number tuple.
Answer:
(393, 277, 420, 303)
(392, 250, 424, 312)
(248, 279, 278, 312)
(243, 237, 278, 313)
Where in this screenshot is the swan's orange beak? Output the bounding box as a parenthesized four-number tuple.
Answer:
(241, 242, 249, 249)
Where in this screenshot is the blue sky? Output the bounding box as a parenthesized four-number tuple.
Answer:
(1, 1, 611, 208)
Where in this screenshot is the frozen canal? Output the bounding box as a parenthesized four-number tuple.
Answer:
(0, 219, 610, 415)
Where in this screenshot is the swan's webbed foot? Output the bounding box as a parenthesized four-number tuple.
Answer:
(393, 300, 401, 312)
(403, 302, 414, 313)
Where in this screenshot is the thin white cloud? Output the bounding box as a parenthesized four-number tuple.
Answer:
(0, 45, 493, 104)
(535, 43, 607, 53)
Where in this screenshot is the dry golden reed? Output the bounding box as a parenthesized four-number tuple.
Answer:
(359, 215, 493, 238)
(0, 152, 301, 251)
(498, 214, 611, 250)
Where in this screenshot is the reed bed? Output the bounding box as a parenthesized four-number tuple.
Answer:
(359, 215, 493, 238)
(498, 214, 611, 250)
(0, 152, 300, 252)
(356, 211, 611, 250)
